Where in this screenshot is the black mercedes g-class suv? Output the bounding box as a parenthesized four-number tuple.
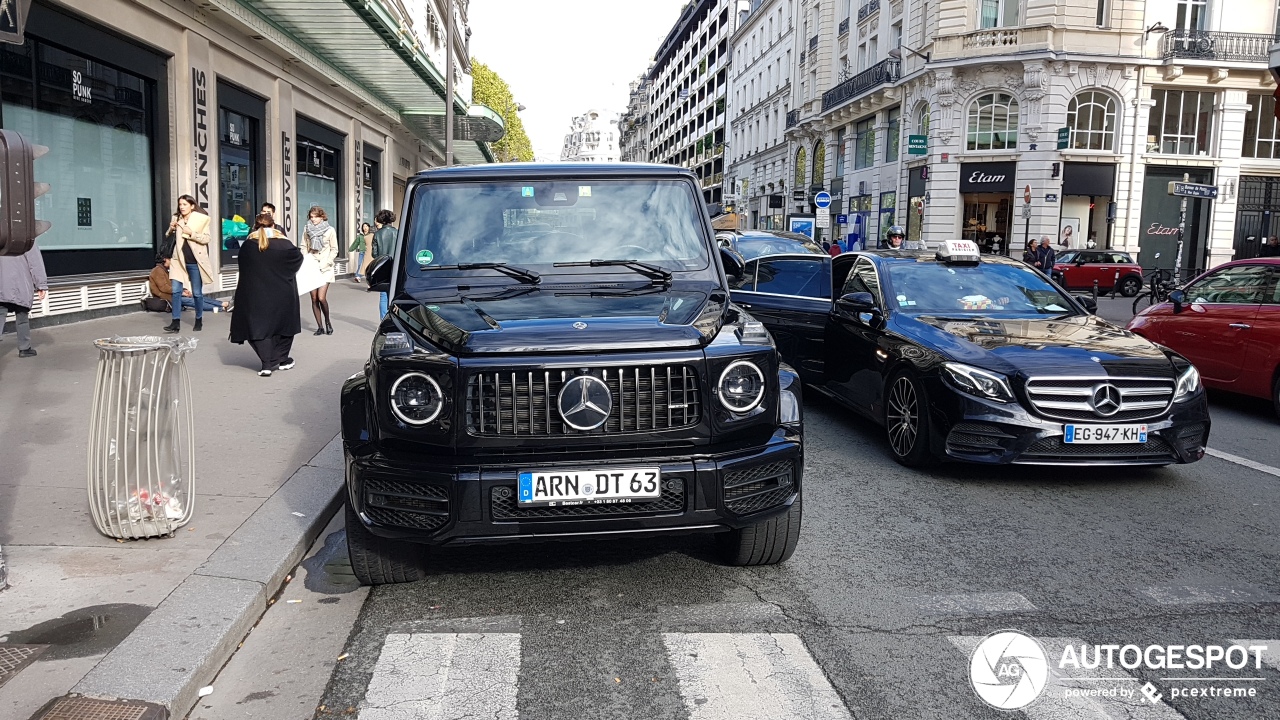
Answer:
(342, 164, 804, 584)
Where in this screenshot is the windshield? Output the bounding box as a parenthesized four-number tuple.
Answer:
(884, 261, 1077, 317)
(403, 179, 709, 279)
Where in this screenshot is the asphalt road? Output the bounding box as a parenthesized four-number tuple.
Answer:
(194, 390, 1280, 720)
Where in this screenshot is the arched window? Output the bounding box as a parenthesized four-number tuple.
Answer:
(794, 146, 807, 188)
(812, 140, 825, 186)
(915, 102, 930, 137)
(966, 93, 1019, 151)
(1067, 91, 1117, 151)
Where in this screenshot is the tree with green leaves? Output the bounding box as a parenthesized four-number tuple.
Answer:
(471, 59, 534, 163)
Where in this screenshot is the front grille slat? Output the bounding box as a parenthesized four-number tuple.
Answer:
(467, 364, 702, 437)
(1024, 376, 1175, 422)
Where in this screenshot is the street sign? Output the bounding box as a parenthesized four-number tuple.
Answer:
(816, 213, 831, 228)
(1023, 185, 1032, 204)
(907, 135, 928, 155)
(814, 191, 832, 209)
(836, 214, 848, 224)
(1056, 127, 1070, 150)
(1044, 193, 1058, 203)
(1021, 204, 1032, 219)
(1168, 181, 1218, 199)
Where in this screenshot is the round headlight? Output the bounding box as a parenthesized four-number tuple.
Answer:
(389, 372, 444, 425)
(718, 360, 766, 413)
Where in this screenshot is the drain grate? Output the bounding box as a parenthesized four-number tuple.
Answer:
(0, 643, 46, 689)
(31, 696, 165, 720)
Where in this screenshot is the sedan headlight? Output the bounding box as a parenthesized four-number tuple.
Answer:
(1173, 364, 1202, 403)
(389, 372, 444, 425)
(718, 360, 766, 413)
(943, 362, 1015, 403)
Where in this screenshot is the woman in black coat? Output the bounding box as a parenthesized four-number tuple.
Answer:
(230, 212, 304, 376)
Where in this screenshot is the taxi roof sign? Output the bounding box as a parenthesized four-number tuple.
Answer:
(937, 239, 982, 265)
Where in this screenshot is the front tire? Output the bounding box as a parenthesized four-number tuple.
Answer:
(719, 491, 802, 566)
(345, 503, 424, 585)
(885, 372, 934, 467)
(1119, 276, 1142, 297)
(1132, 293, 1153, 315)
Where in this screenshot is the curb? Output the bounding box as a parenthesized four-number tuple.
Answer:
(65, 434, 346, 719)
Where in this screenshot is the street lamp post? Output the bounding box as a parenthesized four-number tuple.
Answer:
(445, 0, 454, 166)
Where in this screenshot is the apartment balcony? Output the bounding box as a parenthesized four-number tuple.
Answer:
(1162, 30, 1278, 63)
(930, 24, 1055, 60)
(786, 109, 800, 129)
(857, 0, 879, 22)
(838, 17, 850, 36)
(809, 35, 818, 52)
(821, 58, 900, 113)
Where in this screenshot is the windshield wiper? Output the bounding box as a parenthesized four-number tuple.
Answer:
(419, 262, 540, 284)
(553, 259, 673, 286)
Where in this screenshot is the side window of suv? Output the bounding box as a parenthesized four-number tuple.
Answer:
(1184, 264, 1271, 304)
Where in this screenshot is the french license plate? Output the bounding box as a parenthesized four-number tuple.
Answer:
(1063, 424, 1148, 444)
(517, 467, 662, 506)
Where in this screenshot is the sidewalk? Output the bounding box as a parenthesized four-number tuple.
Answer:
(0, 281, 376, 720)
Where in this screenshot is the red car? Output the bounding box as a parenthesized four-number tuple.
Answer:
(1053, 250, 1145, 296)
(1127, 258, 1280, 417)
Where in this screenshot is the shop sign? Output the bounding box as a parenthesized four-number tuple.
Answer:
(959, 162, 1017, 193)
(1056, 127, 1070, 150)
(907, 135, 928, 155)
(77, 197, 92, 227)
(71, 71, 92, 104)
(192, 68, 210, 209)
(354, 139, 363, 228)
(281, 131, 294, 236)
(0, 0, 32, 46)
(837, 214, 849, 224)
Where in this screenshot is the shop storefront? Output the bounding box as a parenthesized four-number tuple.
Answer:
(0, 2, 167, 277)
(959, 161, 1015, 255)
(1137, 166, 1213, 273)
(296, 115, 345, 238)
(847, 194, 873, 249)
(906, 166, 925, 247)
(217, 82, 265, 266)
(1060, 162, 1116, 251)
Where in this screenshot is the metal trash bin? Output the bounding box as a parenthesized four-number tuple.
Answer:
(87, 336, 197, 539)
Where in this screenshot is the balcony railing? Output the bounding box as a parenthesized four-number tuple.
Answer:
(821, 58, 900, 112)
(786, 109, 800, 129)
(799, 50, 806, 66)
(1161, 30, 1279, 63)
(963, 27, 1020, 50)
(838, 17, 850, 36)
(809, 35, 818, 51)
(858, 0, 880, 21)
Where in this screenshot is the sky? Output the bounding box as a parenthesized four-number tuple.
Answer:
(468, 0, 691, 161)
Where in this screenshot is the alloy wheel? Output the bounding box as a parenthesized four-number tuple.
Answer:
(887, 377, 919, 458)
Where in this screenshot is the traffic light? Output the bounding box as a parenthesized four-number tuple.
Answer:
(0, 128, 51, 256)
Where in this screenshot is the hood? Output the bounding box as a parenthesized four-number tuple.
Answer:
(395, 284, 723, 355)
(903, 314, 1176, 378)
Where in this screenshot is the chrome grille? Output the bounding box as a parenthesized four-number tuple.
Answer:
(466, 365, 702, 437)
(1023, 377, 1175, 422)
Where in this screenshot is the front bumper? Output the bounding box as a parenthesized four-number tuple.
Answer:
(345, 428, 803, 545)
(927, 384, 1211, 466)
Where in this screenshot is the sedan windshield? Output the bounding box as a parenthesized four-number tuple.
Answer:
(403, 180, 709, 279)
(885, 261, 1077, 316)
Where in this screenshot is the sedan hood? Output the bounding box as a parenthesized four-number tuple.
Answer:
(904, 314, 1176, 378)
(395, 284, 722, 355)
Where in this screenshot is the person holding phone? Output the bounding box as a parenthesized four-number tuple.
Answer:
(164, 195, 214, 334)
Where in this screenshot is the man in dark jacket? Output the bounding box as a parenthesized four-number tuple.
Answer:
(1261, 236, 1280, 257)
(1033, 236, 1057, 272)
(0, 243, 48, 358)
(373, 209, 397, 318)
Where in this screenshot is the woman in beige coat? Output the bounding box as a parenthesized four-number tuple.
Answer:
(164, 194, 214, 333)
(303, 206, 339, 335)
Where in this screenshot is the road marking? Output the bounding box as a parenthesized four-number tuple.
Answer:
(361, 633, 520, 720)
(1229, 640, 1280, 670)
(1205, 448, 1280, 480)
(911, 592, 1037, 615)
(950, 635, 1182, 719)
(662, 633, 853, 720)
(1138, 584, 1278, 606)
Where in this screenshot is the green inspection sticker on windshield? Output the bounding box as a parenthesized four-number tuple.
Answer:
(415, 249, 434, 266)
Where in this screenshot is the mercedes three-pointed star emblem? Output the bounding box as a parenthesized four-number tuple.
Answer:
(557, 375, 613, 430)
(1090, 383, 1123, 417)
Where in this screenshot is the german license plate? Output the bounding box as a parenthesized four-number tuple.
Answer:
(1063, 424, 1148, 444)
(517, 467, 661, 506)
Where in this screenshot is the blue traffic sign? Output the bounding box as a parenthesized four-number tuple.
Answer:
(836, 214, 849, 224)
(814, 191, 832, 209)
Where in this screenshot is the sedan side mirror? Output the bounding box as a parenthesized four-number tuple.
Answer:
(367, 255, 394, 294)
(1169, 289, 1185, 314)
(1074, 294, 1098, 314)
(836, 291, 879, 312)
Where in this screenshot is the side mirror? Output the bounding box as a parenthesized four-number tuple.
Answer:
(1074, 294, 1098, 314)
(836, 291, 878, 312)
(367, 255, 394, 294)
(1169, 289, 1185, 314)
(720, 247, 745, 280)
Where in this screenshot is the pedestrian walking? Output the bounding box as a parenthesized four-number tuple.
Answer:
(372, 209, 397, 318)
(230, 212, 304, 377)
(1034, 236, 1057, 271)
(1022, 240, 1036, 265)
(351, 222, 372, 283)
(163, 194, 214, 334)
(0, 243, 48, 358)
(303, 206, 338, 335)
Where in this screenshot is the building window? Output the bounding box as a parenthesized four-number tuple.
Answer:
(1243, 93, 1280, 158)
(1096, 0, 1108, 27)
(916, 103, 930, 137)
(1067, 91, 1117, 151)
(966, 92, 1019, 151)
(812, 139, 826, 186)
(835, 128, 848, 176)
(885, 108, 901, 160)
(1148, 89, 1214, 155)
(794, 146, 807, 188)
(978, 0, 1020, 28)
(855, 117, 875, 169)
(1175, 0, 1207, 30)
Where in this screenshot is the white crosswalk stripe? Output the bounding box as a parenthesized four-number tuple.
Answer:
(662, 633, 853, 720)
(911, 591, 1037, 615)
(1139, 584, 1278, 605)
(949, 635, 1183, 719)
(361, 632, 521, 720)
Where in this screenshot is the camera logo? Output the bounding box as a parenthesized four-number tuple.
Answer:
(969, 630, 1050, 710)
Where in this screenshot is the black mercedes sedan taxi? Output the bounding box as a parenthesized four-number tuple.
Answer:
(724, 240, 1210, 467)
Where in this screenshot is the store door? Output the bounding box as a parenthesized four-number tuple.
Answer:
(960, 162, 1016, 254)
(1234, 176, 1280, 259)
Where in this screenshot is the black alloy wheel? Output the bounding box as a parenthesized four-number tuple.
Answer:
(1119, 276, 1143, 297)
(885, 372, 933, 467)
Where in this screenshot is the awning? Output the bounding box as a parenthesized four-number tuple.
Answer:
(209, 0, 502, 164)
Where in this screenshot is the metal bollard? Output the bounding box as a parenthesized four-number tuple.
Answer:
(87, 336, 197, 539)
